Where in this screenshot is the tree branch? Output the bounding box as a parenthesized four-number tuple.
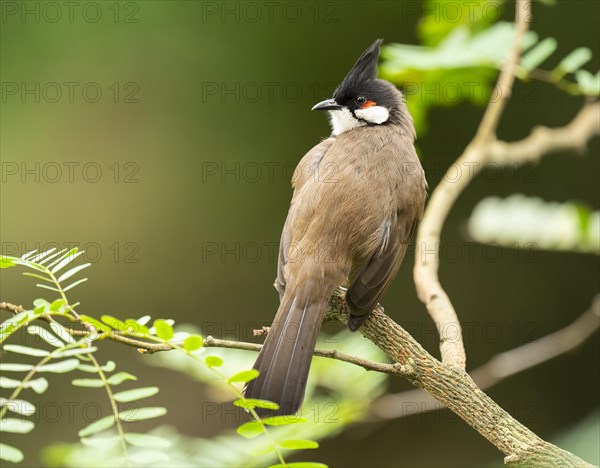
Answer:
(413, 0, 533, 370)
(323, 290, 593, 467)
(370, 295, 600, 419)
(488, 100, 600, 164)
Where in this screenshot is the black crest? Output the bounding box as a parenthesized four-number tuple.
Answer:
(334, 39, 383, 101)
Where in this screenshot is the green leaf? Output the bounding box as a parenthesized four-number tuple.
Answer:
(120, 319, 149, 336)
(183, 334, 203, 351)
(228, 369, 259, 384)
(4, 344, 50, 357)
(575, 69, 600, 96)
(1, 376, 49, 394)
(57, 263, 91, 283)
(205, 356, 223, 367)
(263, 416, 307, 426)
(520, 37, 557, 71)
(119, 407, 167, 422)
(72, 379, 105, 388)
(153, 319, 174, 340)
(29, 248, 58, 263)
(0, 376, 50, 396)
(80, 436, 121, 448)
(233, 398, 280, 411)
(136, 315, 151, 326)
(27, 325, 64, 347)
(113, 386, 159, 403)
(55, 346, 97, 358)
(555, 47, 592, 75)
(21, 249, 38, 260)
(268, 463, 328, 468)
(0, 377, 20, 388)
(236, 421, 263, 439)
(49, 299, 66, 312)
(0, 363, 34, 372)
(574, 202, 592, 234)
(416, 0, 499, 46)
(0, 310, 39, 342)
(468, 195, 600, 253)
(23, 272, 54, 283)
(0, 443, 24, 463)
(80, 315, 112, 334)
(50, 249, 83, 273)
(33, 298, 50, 308)
(78, 360, 116, 373)
(49, 322, 75, 343)
(29, 377, 49, 394)
(0, 398, 35, 416)
(124, 433, 171, 448)
(62, 278, 88, 292)
(0, 256, 17, 268)
(37, 248, 67, 265)
(35, 283, 62, 292)
(107, 372, 137, 385)
(0, 418, 35, 433)
(100, 315, 127, 331)
(380, 23, 539, 134)
(279, 440, 319, 450)
(20, 262, 46, 272)
(78, 415, 115, 438)
(38, 359, 80, 373)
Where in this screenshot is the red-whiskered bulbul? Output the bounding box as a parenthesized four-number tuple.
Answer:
(244, 39, 427, 415)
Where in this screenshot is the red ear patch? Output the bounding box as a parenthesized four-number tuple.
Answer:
(361, 100, 377, 109)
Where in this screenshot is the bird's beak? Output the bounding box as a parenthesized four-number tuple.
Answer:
(311, 98, 342, 111)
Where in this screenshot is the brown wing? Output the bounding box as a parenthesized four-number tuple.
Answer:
(345, 213, 419, 331)
(275, 214, 291, 299)
(344, 131, 427, 331)
(275, 138, 335, 299)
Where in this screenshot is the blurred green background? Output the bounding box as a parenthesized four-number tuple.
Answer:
(1, 0, 598, 466)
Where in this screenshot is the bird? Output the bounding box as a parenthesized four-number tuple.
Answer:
(244, 39, 427, 416)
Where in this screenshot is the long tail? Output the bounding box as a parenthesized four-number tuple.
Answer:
(245, 281, 331, 416)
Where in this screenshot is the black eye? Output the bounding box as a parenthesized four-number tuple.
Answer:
(355, 96, 366, 106)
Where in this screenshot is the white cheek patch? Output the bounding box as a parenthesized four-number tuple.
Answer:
(328, 108, 366, 136)
(354, 105, 390, 124)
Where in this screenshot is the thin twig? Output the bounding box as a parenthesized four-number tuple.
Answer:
(0, 301, 411, 377)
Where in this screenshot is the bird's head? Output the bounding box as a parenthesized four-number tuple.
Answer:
(312, 39, 412, 137)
